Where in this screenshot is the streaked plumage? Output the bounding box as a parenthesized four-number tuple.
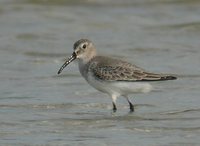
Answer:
(58, 39, 177, 112)
(88, 56, 176, 81)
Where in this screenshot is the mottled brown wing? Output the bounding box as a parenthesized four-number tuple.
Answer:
(92, 65, 176, 81)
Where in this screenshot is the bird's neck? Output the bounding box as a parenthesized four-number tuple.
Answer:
(78, 50, 96, 79)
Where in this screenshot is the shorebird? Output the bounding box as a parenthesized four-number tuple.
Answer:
(57, 39, 177, 112)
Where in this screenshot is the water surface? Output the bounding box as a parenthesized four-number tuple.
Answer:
(0, 0, 200, 145)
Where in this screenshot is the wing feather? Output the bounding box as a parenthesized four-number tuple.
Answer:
(89, 56, 177, 82)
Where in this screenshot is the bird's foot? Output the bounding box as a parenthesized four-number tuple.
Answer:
(112, 102, 117, 112)
(129, 101, 134, 112)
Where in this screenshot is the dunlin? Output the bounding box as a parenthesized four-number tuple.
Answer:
(58, 39, 177, 112)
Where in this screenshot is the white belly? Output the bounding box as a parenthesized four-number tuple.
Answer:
(86, 72, 153, 96)
(78, 60, 153, 96)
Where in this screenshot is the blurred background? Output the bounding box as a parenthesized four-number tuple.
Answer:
(0, 0, 200, 145)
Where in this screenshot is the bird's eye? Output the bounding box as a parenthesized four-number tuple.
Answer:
(82, 44, 86, 49)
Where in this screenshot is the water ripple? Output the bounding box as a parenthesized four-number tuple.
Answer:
(24, 51, 67, 58)
(156, 22, 200, 31)
(160, 108, 200, 115)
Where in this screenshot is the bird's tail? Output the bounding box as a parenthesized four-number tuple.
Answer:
(160, 75, 177, 81)
(140, 72, 177, 81)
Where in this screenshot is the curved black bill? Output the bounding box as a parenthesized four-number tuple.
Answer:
(57, 52, 76, 74)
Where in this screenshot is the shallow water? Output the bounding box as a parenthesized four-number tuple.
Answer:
(0, 0, 200, 145)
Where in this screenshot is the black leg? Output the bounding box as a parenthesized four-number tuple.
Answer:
(124, 96, 134, 112)
(112, 102, 117, 112)
(128, 101, 134, 112)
